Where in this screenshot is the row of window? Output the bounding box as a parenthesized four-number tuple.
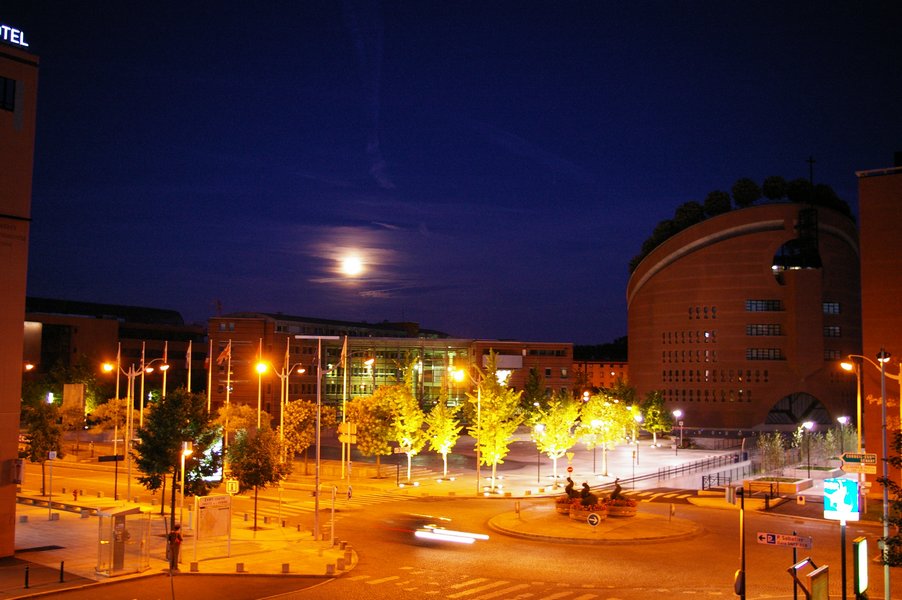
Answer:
(664, 388, 753, 402)
(688, 305, 718, 319)
(746, 348, 785, 360)
(662, 368, 770, 384)
(746, 299, 784, 312)
(747, 324, 782, 336)
(662, 350, 717, 363)
(528, 349, 568, 357)
(662, 330, 717, 344)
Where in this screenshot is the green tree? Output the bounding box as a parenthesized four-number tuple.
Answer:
(522, 367, 546, 413)
(878, 431, 902, 566)
(387, 362, 428, 481)
(673, 201, 705, 229)
(640, 390, 672, 446)
(215, 403, 271, 447)
(580, 392, 630, 476)
(281, 400, 337, 474)
(21, 401, 64, 495)
(227, 426, 290, 530)
(732, 177, 762, 208)
(756, 431, 786, 474)
(467, 352, 523, 490)
(425, 389, 462, 477)
(704, 190, 732, 217)
(346, 392, 394, 476)
(134, 388, 221, 529)
(531, 391, 580, 483)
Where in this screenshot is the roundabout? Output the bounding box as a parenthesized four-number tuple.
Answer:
(487, 503, 701, 545)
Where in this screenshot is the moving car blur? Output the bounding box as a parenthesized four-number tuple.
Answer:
(381, 513, 490, 546)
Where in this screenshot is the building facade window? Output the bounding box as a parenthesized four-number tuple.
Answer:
(746, 348, 785, 360)
(823, 326, 841, 337)
(823, 302, 841, 314)
(824, 349, 841, 360)
(745, 299, 783, 312)
(746, 324, 783, 336)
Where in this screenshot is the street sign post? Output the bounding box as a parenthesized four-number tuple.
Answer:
(840, 452, 877, 475)
(756, 531, 813, 549)
(587, 513, 601, 527)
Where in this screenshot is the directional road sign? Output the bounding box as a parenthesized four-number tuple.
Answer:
(841, 452, 877, 474)
(756, 531, 812, 549)
(587, 513, 601, 527)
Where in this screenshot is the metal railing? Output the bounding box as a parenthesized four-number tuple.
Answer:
(656, 452, 742, 481)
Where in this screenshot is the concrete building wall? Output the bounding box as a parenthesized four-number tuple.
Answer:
(627, 203, 860, 430)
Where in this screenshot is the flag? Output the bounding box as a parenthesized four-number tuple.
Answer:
(185, 340, 192, 369)
(216, 340, 232, 365)
(340, 335, 348, 370)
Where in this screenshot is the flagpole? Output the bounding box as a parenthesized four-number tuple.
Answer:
(206, 339, 212, 413)
(186, 340, 193, 393)
(139, 341, 146, 428)
(225, 340, 232, 457)
(341, 335, 348, 479)
(162, 341, 169, 398)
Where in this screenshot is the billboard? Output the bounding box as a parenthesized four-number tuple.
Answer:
(823, 478, 859, 521)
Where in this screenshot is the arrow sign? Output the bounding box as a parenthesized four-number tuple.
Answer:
(756, 531, 812, 549)
(841, 452, 877, 474)
(587, 513, 601, 527)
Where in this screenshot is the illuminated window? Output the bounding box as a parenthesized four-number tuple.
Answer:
(746, 324, 782, 336)
(823, 326, 841, 338)
(746, 299, 783, 312)
(823, 302, 841, 314)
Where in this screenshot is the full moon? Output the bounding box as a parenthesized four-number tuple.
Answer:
(340, 255, 364, 276)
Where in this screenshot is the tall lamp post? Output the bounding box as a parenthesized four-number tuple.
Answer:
(802, 421, 814, 478)
(103, 358, 155, 502)
(179, 441, 193, 527)
(257, 349, 305, 462)
(837, 416, 849, 455)
(295, 334, 339, 541)
(672, 409, 683, 455)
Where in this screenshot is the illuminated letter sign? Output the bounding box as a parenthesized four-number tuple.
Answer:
(0, 24, 29, 48)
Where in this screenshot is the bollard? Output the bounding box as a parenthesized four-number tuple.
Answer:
(19, 515, 28, 523)
(97, 491, 103, 498)
(339, 540, 347, 550)
(236, 563, 245, 573)
(282, 519, 287, 528)
(296, 523, 301, 533)
(337, 557, 346, 570)
(344, 549, 352, 564)
(325, 564, 335, 576)
(190, 562, 199, 572)
(59, 561, 64, 583)
(24, 565, 29, 589)
(282, 563, 290, 574)
(263, 516, 270, 524)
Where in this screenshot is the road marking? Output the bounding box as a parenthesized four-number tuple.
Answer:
(571, 594, 599, 599)
(366, 575, 401, 585)
(447, 581, 510, 598)
(347, 575, 370, 581)
(471, 583, 530, 599)
(450, 578, 489, 589)
(535, 591, 578, 599)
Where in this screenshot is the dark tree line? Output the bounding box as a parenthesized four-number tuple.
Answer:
(629, 175, 853, 273)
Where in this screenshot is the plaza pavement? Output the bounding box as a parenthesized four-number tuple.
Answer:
(0, 438, 860, 599)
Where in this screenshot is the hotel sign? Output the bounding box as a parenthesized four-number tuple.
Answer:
(0, 24, 29, 48)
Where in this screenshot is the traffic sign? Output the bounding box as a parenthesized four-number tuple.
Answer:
(225, 478, 239, 495)
(567, 466, 573, 473)
(824, 477, 860, 521)
(98, 454, 124, 463)
(841, 452, 877, 474)
(587, 513, 601, 527)
(338, 434, 357, 444)
(756, 531, 812, 549)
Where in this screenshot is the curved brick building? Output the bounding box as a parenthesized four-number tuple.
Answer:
(627, 203, 860, 430)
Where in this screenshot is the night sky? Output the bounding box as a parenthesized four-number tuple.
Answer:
(5, 2, 901, 344)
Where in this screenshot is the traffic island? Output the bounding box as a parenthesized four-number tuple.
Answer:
(488, 504, 699, 545)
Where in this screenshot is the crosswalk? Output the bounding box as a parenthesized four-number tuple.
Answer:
(620, 487, 700, 503)
(233, 487, 408, 526)
(348, 570, 607, 599)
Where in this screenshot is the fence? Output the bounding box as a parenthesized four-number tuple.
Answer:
(656, 452, 742, 481)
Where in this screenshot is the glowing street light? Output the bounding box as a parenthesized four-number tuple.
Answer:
(672, 409, 684, 455)
(802, 421, 814, 478)
(179, 441, 193, 528)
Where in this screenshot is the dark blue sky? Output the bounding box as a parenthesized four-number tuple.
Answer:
(5, 2, 901, 343)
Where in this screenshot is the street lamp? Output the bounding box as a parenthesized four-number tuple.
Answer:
(179, 441, 193, 528)
(802, 421, 814, 478)
(533, 423, 544, 484)
(103, 356, 156, 502)
(837, 416, 849, 455)
(295, 334, 340, 541)
(255, 360, 267, 429)
(842, 351, 898, 599)
(672, 409, 683, 455)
